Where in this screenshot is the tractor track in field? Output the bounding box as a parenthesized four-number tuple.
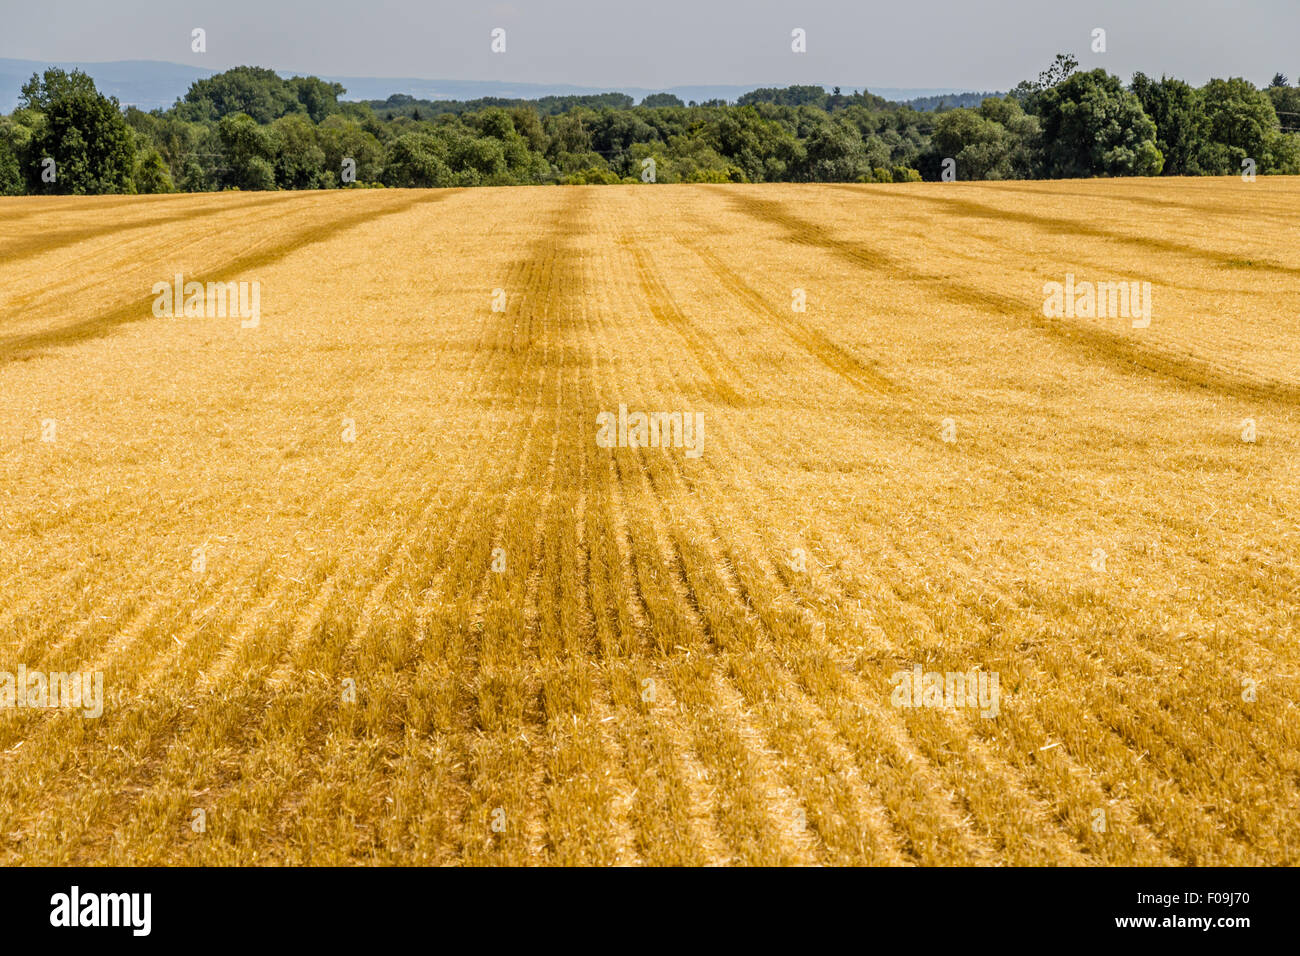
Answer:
(984, 181, 1300, 228)
(0, 189, 460, 363)
(684, 238, 898, 397)
(0, 201, 495, 863)
(605, 254, 991, 862)
(842, 183, 1300, 277)
(0, 191, 322, 268)
(726, 189, 1300, 408)
(624, 241, 751, 407)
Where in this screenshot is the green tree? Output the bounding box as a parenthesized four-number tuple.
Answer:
(801, 121, 868, 181)
(929, 99, 1039, 180)
(1036, 69, 1163, 177)
(507, 107, 548, 153)
(978, 96, 1041, 176)
(1011, 53, 1079, 109)
(1038, 54, 1079, 90)
(178, 67, 302, 124)
(18, 67, 99, 110)
(737, 86, 828, 109)
(1198, 77, 1293, 174)
(1266, 81, 1300, 141)
(546, 109, 594, 159)
(1130, 73, 1206, 175)
(712, 107, 801, 181)
(317, 116, 385, 186)
(134, 149, 174, 193)
(468, 107, 538, 177)
(20, 69, 135, 194)
(442, 128, 509, 183)
(217, 113, 278, 189)
(271, 114, 327, 188)
(641, 93, 685, 108)
(382, 132, 452, 187)
(288, 76, 345, 123)
(589, 110, 659, 174)
(0, 135, 22, 195)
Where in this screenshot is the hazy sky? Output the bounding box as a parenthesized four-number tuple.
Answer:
(2, 0, 1293, 90)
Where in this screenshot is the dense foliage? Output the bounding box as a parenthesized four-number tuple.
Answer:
(1, 57, 1297, 195)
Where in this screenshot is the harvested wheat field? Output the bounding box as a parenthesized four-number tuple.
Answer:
(0, 178, 1297, 866)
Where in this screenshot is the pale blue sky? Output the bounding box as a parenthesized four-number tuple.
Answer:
(2, 0, 1292, 90)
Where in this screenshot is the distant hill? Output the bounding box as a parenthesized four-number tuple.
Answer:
(0, 58, 984, 113)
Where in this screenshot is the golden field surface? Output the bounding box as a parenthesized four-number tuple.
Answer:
(0, 179, 1297, 865)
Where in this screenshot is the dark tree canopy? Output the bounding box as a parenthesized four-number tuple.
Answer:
(177, 66, 344, 124)
(1131, 73, 1206, 175)
(18, 68, 135, 194)
(1036, 69, 1164, 177)
(1, 60, 1297, 195)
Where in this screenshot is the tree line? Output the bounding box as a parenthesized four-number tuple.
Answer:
(1, 55, 1297, 195)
